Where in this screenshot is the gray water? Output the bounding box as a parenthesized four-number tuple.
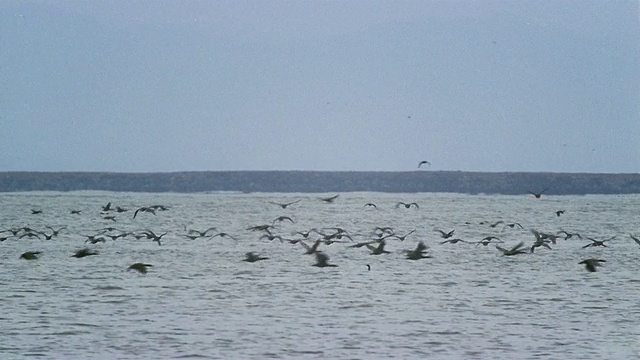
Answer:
(1, 191, 640, 359)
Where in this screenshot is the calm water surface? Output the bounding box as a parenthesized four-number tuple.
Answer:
(1, 192, 640, 359)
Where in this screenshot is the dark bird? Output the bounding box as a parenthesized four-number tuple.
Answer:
(418, 160, 431, 168)
(149, 204, 170, 211)
(440, 238, 469, 244)
(364, 203, 377, 208)
(530, 238, 552, 253)
(366, 240, 391, 255)
(630, 234, 640, 246)
(559, 230, 582, 240)
(405, 241, 431, 260)
(127, 263, 152, 274)
(133, 207, 156, 219)
(503, 222, 524, 230)
(300, 239, 323, 255)
(388, 229, 416, 241)
(102, 202, 112, 212)
(246, 224, 273, 232)
(348, 240, 377, 249)
(579, 258, 606, 272)
(210, 232, 238, 241)
(269, 199, 301, 209)
(70, 209, 82, 214)
(489, 221, 504, 228)
(140, 230, 167, 246)
(72, 248, 98, 258)
(45, 225, 67, 237)
(476, 237, 501, 246)
(30, 209, 43, 214)
(582, 236, 613, 249)
(18, 232, 41, 240)
(312, 251, 337, 267)
(259, 231, 284, 242)
(496, 241, 527, 256)
(115, 206, 128, 213)
(187, 227, 218, 237)
(528, 188, 549, 198)
(272, 216, 295, 225)
(555, 210, 565, 217)
(20, 251, 41, 260)
(243, 252, 269, 263)
(396, 202, 419, 209)
(366, 264, 371, 271)
(84, 235, 107, 244)
(435, 229, 455, 239)
(320, 194, 340, 203)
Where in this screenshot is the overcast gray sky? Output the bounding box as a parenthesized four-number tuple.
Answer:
(1, 1, 638, 173)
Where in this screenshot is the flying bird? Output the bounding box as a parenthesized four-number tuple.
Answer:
(20, 251, 41, 260)
(418, 160, 431, 168)
(630, 234, 640, 246)
(405, 241, 431, 260)
(243, 252, 269, 263)
(528, 188, 549, 198)
(210, 232, 238, 241)
(396, 202, 419, 209)
(127, 263, 152, 274)
(582, 236, 613, 248)
(496, 242, 527, 256)
(72, 248, 99, 258)
(366, 240, 391, 255)
(579, 258, 606, 272)
(312, 251, 337, 267)
(133, 207, 156, 219)
(435, 229, 455, 239)
(320, 194, 340, 203)
(300, 239, 323, 255)
(269, 199, 301, 209)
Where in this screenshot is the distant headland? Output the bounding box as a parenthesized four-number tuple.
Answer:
(1, 171, 639, 195)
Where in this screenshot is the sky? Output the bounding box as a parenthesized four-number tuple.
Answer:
(1, 1, 638, 173)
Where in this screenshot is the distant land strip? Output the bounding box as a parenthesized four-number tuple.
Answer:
(1, 171, 639, 195)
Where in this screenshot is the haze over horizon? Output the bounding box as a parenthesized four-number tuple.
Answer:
(2, 1, 638, 173)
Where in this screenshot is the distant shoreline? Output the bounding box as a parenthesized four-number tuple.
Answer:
(2, 170, 639, 195)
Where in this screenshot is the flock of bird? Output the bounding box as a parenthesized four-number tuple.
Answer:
(3, 192, 638, 274)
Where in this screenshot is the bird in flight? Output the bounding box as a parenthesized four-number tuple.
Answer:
(405, 241, 431, 260)
(579, 258, 606, 272)
(418, 160, 431, 168)
(528, 188, 549, 198)
(20, 251, 41, 260)
(127, 263, 153, 274)
(435, 229, 455, 239)
(243, 252, 269, 263)
(72, 248, 99, 258)
(312, 251, 337, 267)
(269, 199, 301, 209)
(396, 202, 419, 209)
(582, 236, 613, 248)
(496, 241, 527, 256)
(320, 194, 339, 203)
